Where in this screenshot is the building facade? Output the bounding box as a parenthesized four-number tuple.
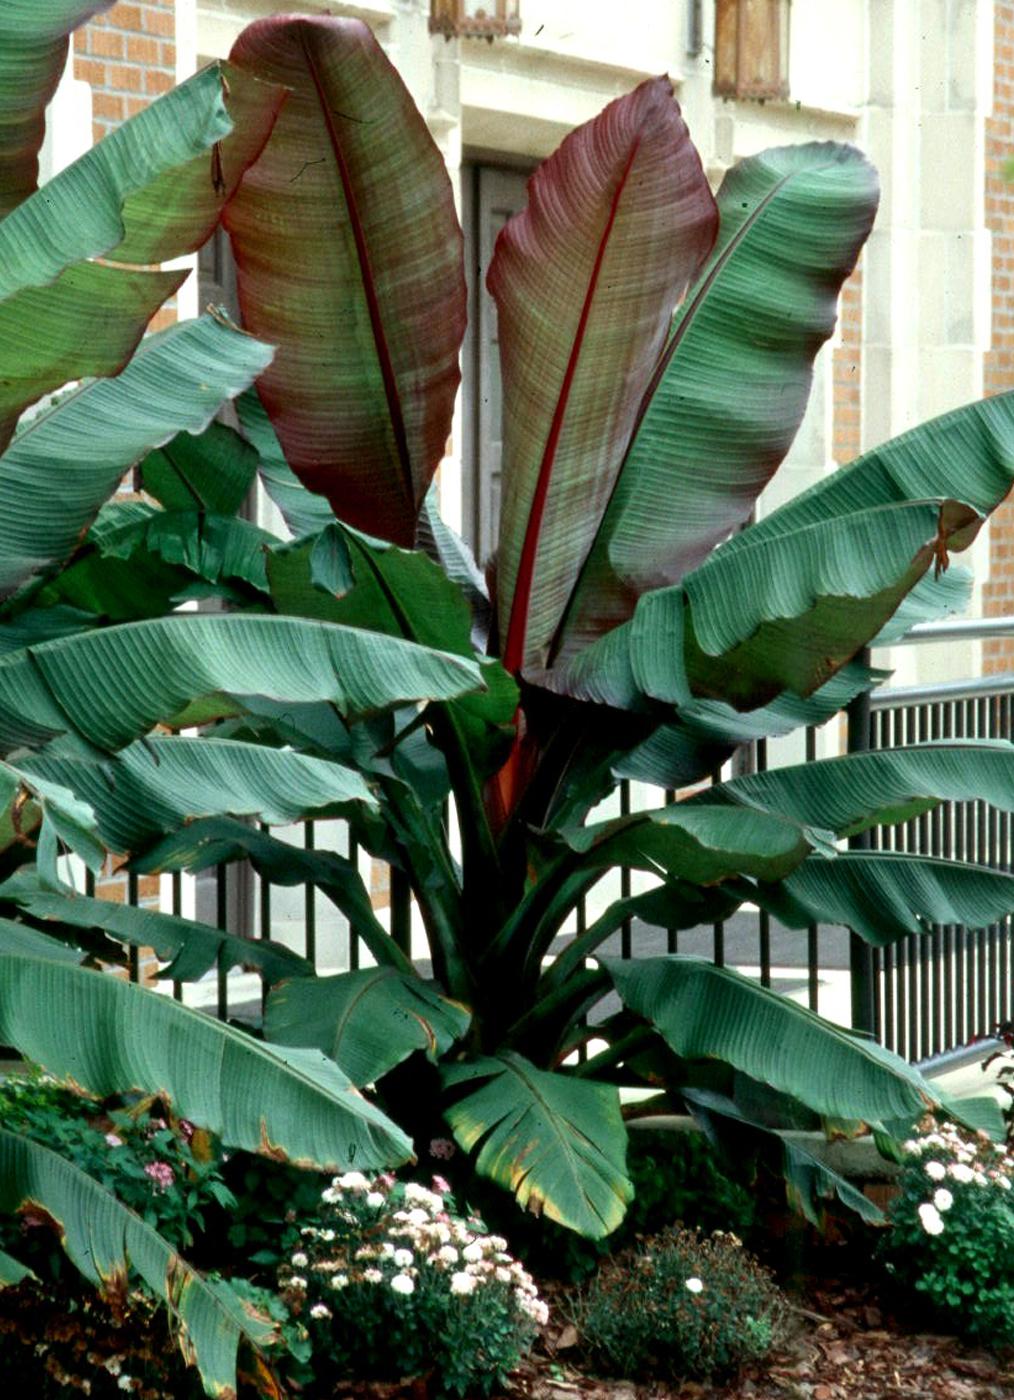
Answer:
(42, 0, 1014, 686)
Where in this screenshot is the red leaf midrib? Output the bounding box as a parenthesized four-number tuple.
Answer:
(299, 28, 415, 516)
(502, 138, 642, 675)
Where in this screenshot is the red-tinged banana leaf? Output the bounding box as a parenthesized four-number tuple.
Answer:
(0, 0, 114, 219)
(490, 76, 718, 674)
(225, 16, 466, 547)
(556, 142, 879, 661)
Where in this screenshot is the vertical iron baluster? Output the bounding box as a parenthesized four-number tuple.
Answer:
(805, 726, 819, 1012)
(664, 787, 678, 953)
(172, 869, 183, 1003)
(349, 835, 361, 971)
(620, 781, 632, 960)
(127, 871, 140, 985)
(304, 821, 317, 967)
(216, 865, 228, 1021)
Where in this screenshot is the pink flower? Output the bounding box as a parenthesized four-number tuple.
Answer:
(429, 1138, 455, 1161)
(431, 1175, 452, 1196)
(177, 1120, 195, 1144)
(104, 1133, 123, 1148)
(144, 1161, 175, 1192)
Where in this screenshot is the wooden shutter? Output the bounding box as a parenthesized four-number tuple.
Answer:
(714, 0, 790, 101)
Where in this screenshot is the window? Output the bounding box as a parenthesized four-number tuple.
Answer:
(714, 0, 790, 102)
(429, 0, 521, 41)
(460, 163, 531, 565)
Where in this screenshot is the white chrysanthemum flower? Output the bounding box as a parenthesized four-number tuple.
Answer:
(391, 1273, 415, 1295)
(685, 1277, 705, 1294)
(321, 1187, 341, 1204)
(337, 1171, 370, 1191)
(363, 1267, 384, 1284)
(393, 1248, 414, 1268)
(461, 1241, 484, 1264)
(366, 1191, 385, 1208)
(495, 1266, 512, 1284)
(933, 1188, 954, 1212)
(996, 1175, 1011, 1191)
(288, 1276, 307, 1290)
(450, 1271, 477, 1295)
(918, 1202, 945, 1236)
(290, 1251, 309, 1268)
(948, 1162, 974, 1184)
(309, 1303, 332, 1320)
(330, 1274, 349, 1290)
(405, 1208, 429, 1227)
(924, 1160, 946, 1182)
(438, 1245, 459, 1265)
(319, 1228, 335, 1242)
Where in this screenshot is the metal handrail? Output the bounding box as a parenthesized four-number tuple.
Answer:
(869, 672, 1014, 711)
(889, 614, 1014, 645)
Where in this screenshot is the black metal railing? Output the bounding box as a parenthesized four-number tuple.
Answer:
(100, 617, 1014, 1067)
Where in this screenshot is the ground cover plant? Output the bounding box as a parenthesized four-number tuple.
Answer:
(3, 3, 1014, 1391)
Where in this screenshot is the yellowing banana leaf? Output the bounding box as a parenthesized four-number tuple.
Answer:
(0, 1128, 277, 1394)
(442, 1051, 632, 1238)
(265, 967, 470, 1086)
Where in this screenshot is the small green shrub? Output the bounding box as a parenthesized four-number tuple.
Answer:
(0, 1071, 235, 1268)
(880, 1117, 1014, 1346)
(279, 1170, 545, 1396)
(575, 1226, 786, 1382)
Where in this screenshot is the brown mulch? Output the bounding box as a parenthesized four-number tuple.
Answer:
(331, 1280, 1014, 1400)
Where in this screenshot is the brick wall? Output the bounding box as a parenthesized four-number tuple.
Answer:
(832, 264, 863, 466)
(984, 0, 1014, 670)
(73, 1, 178, 335)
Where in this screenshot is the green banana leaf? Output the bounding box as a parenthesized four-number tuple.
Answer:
(725, 392, 1014, 557)
(561, 141, 880, 659)
(0, 613, 484, 755)
(0, 314, 274, 602)
(0, 914, 85, 964)
(139, 420, 260, 518)
(563, 803, 832, 885)
(0, 262, 186, 459)
(417, 489, 492, 648)
(442, 1051, 632, 1238)
(265, 967, 471, 1086)
(0, 953, 411, 1169)
(130, 817, 413, 976)
(0, 1, 114, 218)
(236, 389, 336, 539)
(225, 16, 465, 547)
(22, 735, 376, 854)
(705, 740, 1014, 836)
(0, 1246, 35, 1286)
(759, 851, 1014, 945)
(603, 955, 939, 1123)
(492, 76, 717, 673)
(0, 1128, 276, 1395)
(95, 510, 276, 595)
(0, 876, 312, 983)
(681, 1087, 884, 1226)
(0, 757, 105, 873)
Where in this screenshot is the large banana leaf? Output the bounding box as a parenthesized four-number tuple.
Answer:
(0, 913, 85, 964)
(0, 613, 484, 755)
(22, 736, 376, 853)
(560, 142, 880, 658)
(442, 1052, 632, 1238)
(491, 76, 717, 673)
(604, 955, 937, 1123)
(225, 16, 465, 547)
(680, 498, 980, 705)
(265, 967, 470, 1086)
(0, 954, 411, 1169)
(0, 1129, 276, 1395)
(724, 392, 1014, 557)
(1, 875, 313, 983)
(706, 741, 1014, 835)
(759, 851, 1014, 945)
(562, 802, 832, 885)
(96, 510, 276, 595)
(0, 315, 274, 602)
(0, 0, 114, 218)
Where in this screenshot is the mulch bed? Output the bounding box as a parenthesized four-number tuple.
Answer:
(331, 1279, 1014, 1400)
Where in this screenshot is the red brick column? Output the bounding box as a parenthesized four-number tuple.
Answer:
(984, 0, 1014, 671)
(832, 264, 863, 467)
